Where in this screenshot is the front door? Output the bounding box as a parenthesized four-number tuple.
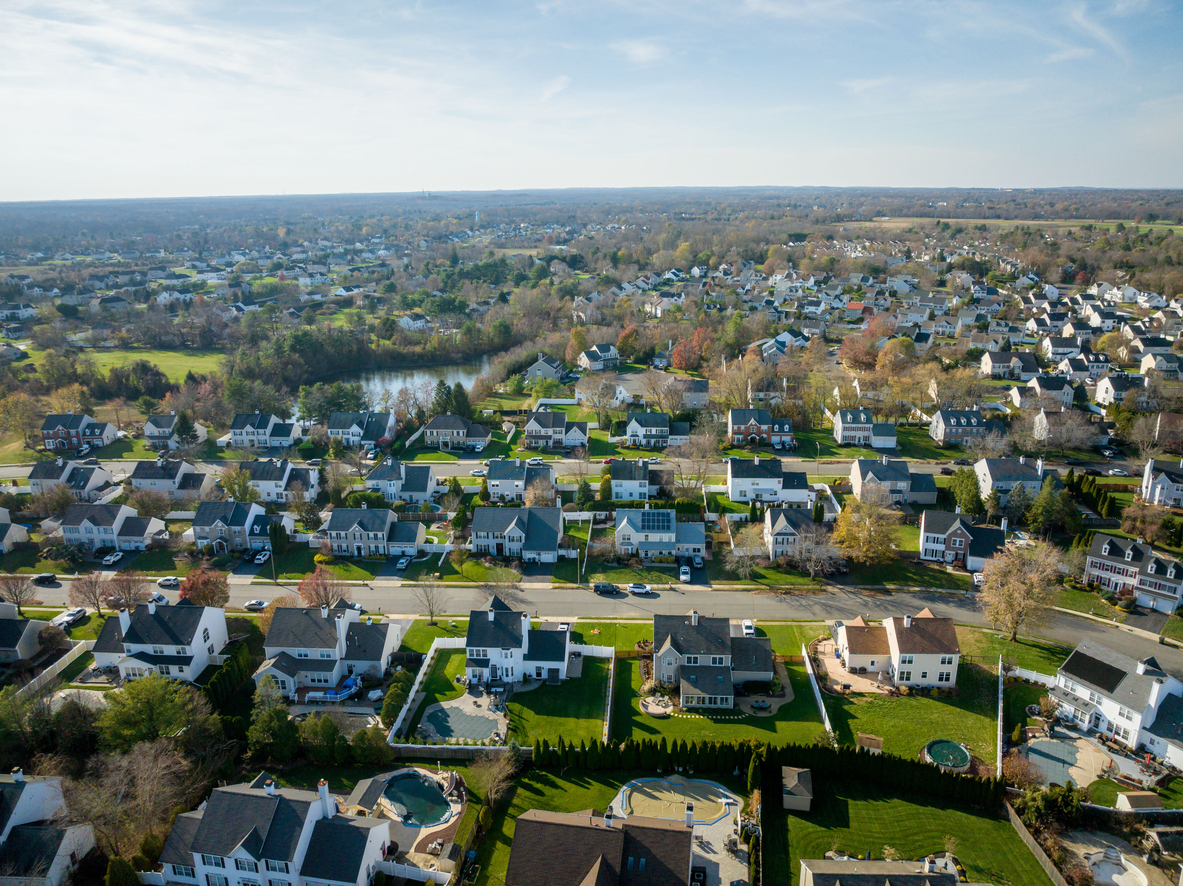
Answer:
(496, 542, 504, 556)
(355, 544, 363, 557)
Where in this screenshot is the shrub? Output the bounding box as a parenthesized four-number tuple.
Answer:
(313, 553, 336, 565)
(106, 858, 140, 886)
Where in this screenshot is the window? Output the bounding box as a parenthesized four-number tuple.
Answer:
(1118, 707, 1134, 721)
(899, 671, 912, 683)
(159, 665, 171, 676)
(202, 856, 225, 869)
(264, 862, 288, 874)
(940, 655, 955, 666)
(175, 647, 186, 655)
(152, 645, 165, 655)
(899, 655, 914, 666)
(207, 877, 228, 886)
(938, 672, 952, 684)
(235, 861, 258, 873)
(297, 650, 309, 659)
(685, 656, 699, 665)
(711, 656, 725, 666)
(319, 650, 333, 659)
(203, 628, 211, 642)
(174, 866, 195, 879)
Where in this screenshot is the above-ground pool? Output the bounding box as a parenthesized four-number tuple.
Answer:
(923, 739, 971, 773)
(382, 772, 452, 828)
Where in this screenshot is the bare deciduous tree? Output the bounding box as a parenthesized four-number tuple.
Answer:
(105, 571, 149, 609)
(794, 523, 839, 579)
(413, 579, 448, 626)
(258, 593, 300, 637)
(470, 750, 519, 809)
(724, 524, 764, 580)
(524, 477, 555, 507)
(68, 572, 108, 616)
(1130, 415, 1162, 464)
(965, 430, 1011, 460)
(1121, 495, 1170, 544)
(297, 566, 349, 608)
(0, 575, 38, 617)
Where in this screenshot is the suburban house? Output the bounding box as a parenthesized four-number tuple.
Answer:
(253, 604, 401, 695)
(728, 408, 774, 446)
(577, 343, 619, 371)
(0, 603, 51, 664)
(928, 409, 998, 447)
(470, 507, 566, 562)
(0, 508, 29, 553)
(614, 509, 706, 561)
(835, 609, 960, 689)
(487, 458, 554, 502)
(1051, 640, 1183, 765)
(848, 457, 938, 504)
(363, 458, 439, 504)
(158, 774, 392, 886)
(326, 412, 397, 448)
(1084, 533, 1183, 611)
(464, 595, 571, 685)
(764, 508, 818, 560)
(980, 351, 1039, 380)
(832, 410, 896, 449)
(228, 413, 302, 449)
(727, 457, 814, 507)
(421, 414, 493, 451)
(144, 413, 208, 450)
(799, 858, 958, 886)
(28, 457, 116, 502)
(623, 412, 689, 449)
(60, 503, 166, 551)
(92, 601, 229, 682)
(522, 410, 589, 449)
(504, 809, 694, 886)
(192, 501, 269, 553)
(1095, 374, 1146, 407)
(653, 610, 774, 709)
(0, 770, 95, 886)
(917, 510, 1006, 572)
(523, 353, 567, 382)
(1012, 375, 1075, 410)
(239, 459, 320, 502)
(1141, 458, 1183, 508)
(609, 458, 670, 501)
(129, 458, 215, 500)
(974, 457, 1046, 505)
(317, 508, 424, 559)
(398, 312, 431, 331)
(682, 377, 710, 410)
(39, 413, 118, 452)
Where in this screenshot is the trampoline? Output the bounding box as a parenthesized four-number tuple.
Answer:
(421, 705, 499, 742)
(620, 776, 734, 825)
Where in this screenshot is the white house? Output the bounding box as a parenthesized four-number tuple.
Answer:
(420, 415, 493, 451)
(59, 503, 166, 551)
(653, 610, 774, 710)
(1141, 457, 1183, 508)
(228, 413, 302, 449)
(974, 457, 1046, 505)
(92, 601, 228, 682)
(239, 459, 320, 502)
(622, 412, 689, 449)
(192, 501, 269, 553)
(398, 312, 431, 331)
(317, 508, 424, 558)
(849, 457, 938, 504)
(144, 413, 207, 450)
(608, 458, 670, 501)
(614, 509, 706, 561)
(326, 412, 396, 448)
(522, 411, 588, 450)
(464, 595, 570, 684)
(577, 343, 619, 372)
(470, 507, 565, 562)
(835, 608, 960, 689)
(363, 458, 439, 504)
(0, 770, 94, 886)
(486, 459, 554, 502)
(0, 508, 29, 554)
(727, 457, 814, 507)
(28, 458, 116, 502)
(129, 458, 215, 500)
(763, 508, 818, 560)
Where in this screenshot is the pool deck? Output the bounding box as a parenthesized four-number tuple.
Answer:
(365, 766, 468, 874)
(1062, 830, 1172, 886)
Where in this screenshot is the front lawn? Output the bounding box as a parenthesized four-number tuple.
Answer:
(403, 554, 506, 584)
(126, 549, 193, 577)
(956, 627, 1071, 676)
(610, 658, 825, 745)
(265, 547, 385, 582)
(775, 780, 1054, 886)
(0, 549, 100, 576)
(756, 623, 825, 654)
(92, 437, 160, 460)
(405, 648, 467, 735)
(845, 558, 973, 590)
(399, 618, 469, 654)
(894, 426, 955, 461)
(1055, 584, 1126, 622)
(506, 656, 610, 746)
(704, 557, 824, 589)
(570, 621, 652, 651)
(1163, 613, 1183, 643)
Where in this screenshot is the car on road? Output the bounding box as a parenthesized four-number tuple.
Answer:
(148, 591, 169, 605)
(1082, 468, 1101, 476)
(647, 456, 660, 464)
(469, 468, 487, 477)
(1064, 458, 1087, 465)
(951, 458, 970, 466)
(306, 458, 322, 466)
(157, 576, 179, 589)
(33, 573, 56, 585)
(593, 582, 617, 595)
(602, 458, 614, 464)
(1108, 468, 1130, 476)
(742, 619, 755, 638)
(51, 607, 87, 628)
(679, 565, 691, 583)
(102, 552, 123, 566)
(527, 457, 544, 466)
(396, 556, 412, 570)
(627, 583, 654, 596)
(244, 600, 267, 611)
(692, 555, 703, 569)
(939, 467, 954, 475)
(254, 550, 271, 565)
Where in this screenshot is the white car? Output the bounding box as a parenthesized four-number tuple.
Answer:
(254, 550, 271, 565)
(558, 622, 570, 632)
(102, 552, 123, 566)
(1107, 468, 1130, 476)
(679, 565, 691, 583)
(244, 600, 267, 611)
(157, 576, 179, 588)
(742, 619, 755, 638)
(396, 556, 411, 570)
(973, 572, 985, 587)
(527, 457, 544, 466)
(51, 607, 87, 628)
(148, 591, 169, 605)
(627, 583, 654, 596)
(647, 456, 661, 464)
(470, 468, 487, 477)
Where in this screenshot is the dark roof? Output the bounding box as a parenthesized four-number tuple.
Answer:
(1089, 533, 1181, 582)
(654, 613, 730, 657)
(0, 618, 36, 652)
(466, 596, 527, 650)
(766, 508, 816, 537)
(0, 824, 67, 877)
(388, 521, 424, 544)
(194, 500, 258, 529)
(323, 507, 394, 534)
(852, 458, 912, 484)
(470, 507, 562, 552)
(60, 503, 124, 528)
(146, 413, 178, 431)
(130, 459, 190, 482)
(159, 811, 203, 866)
(40, 414, 88, 432)
(94, 603, 208, 650)
(230, 413, 278, 431)
(782, 767, 813, 799)
(610, 460, 649, 482)
(730, 636, 773, 673)
(627, 412, 670, 430)
(523, 629, 567, 663)
(800, 858, 958, 886)
(728, 457, 784, 480)
(527, 410, 569, 429)
(265, 608, 347, 649)
(343, 622, 390, 662)
(189, 782, 313, 861)
(28, 461, 69, 481)
(242, 459, 291, 482)
(729, 408, 771, 425)
(680, 665, 732, 696)
(0, 780, 27, 836)
(300, 815, 387, 882)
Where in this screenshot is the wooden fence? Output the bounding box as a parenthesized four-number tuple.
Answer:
(1003, 802, 1068, 886)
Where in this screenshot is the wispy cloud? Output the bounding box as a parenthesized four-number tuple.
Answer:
(1046, 44, 1094, 62)
(1068, 4, 1128, 60)
(610, 39, 668, 64)
(842, 77, 891, 94)
(541, 75, 572, 100)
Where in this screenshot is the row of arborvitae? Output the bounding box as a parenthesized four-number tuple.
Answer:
(1063, 470, 1121, 520)
(202, 643, 254, 739)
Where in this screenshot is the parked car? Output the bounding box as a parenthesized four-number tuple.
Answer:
(1064, 458, 1087, 465)
(306, 458, 322, 466)
(1082, 467, 1101, 476)
(972, 572, 985, 587)
(593, 582, 617, 595)
(254, 550, 271, 565)
(244, 599, 267, 611)
(647, 456, 660, 464)
(33, 573, 56, 585)
(558, 622, 570, 632)
(396, 556, 411, 570)
(952, 459, 970, 466)
(148, 591, 169, 605)
(939, 467, 954, 475)
(156, 576, 179, 588)
(742, 619, 755, 638)
(469, 468, 487, 477)
(679, 565, 691, 583)
(1108, 468, 1130, 476)
(102, 552, 123, 566)
(692, 555, 704, 569)
(602, 458, 614, 464)
(627, 583, 654, 596)
(1100, 448, 1118, 458)
(51, 607, 87, 628)
(527, 457, 544, 466)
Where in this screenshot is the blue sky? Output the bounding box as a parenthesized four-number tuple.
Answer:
(1, 0, 1180, 200)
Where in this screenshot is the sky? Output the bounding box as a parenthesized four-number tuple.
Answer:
(1, 0, 1181, 200)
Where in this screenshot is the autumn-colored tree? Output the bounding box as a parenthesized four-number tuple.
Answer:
(832, 488, 901, 565)
(981, 541, 1061, 641)
(670, 341, 699, 371)
(178, 569, 230, 608)
(297, 566, 349, 608)
(616, 326, 640, 361)
(220, 467, 260, 504)
(565, 328, 589, 365)
(258, 593, 300, 636)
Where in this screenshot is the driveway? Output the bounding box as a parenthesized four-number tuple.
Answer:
(1124, 607, 1169, 636)
(521, 562, 555, 581)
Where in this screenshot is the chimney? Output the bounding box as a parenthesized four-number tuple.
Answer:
(264, 779, 276, 796)
(603, 807, 614, 828)
(1019, 455, 1026, 465)
(637, 457, 644, 466)
(118, 608, 130, 632)
(56, 457, 62, 467)
(321, 605, 328, 619)
(10, 768, 23, 783)
(516, 457, 520, 466)
(691, 610, 699, 626)
(148, 600, 156, 615)
(685, 802, 694, 829)
(924, 857, 935, 874)
(1037, 458, 1044, 478)
(881, 454, 888, 464)
(317, 779, 333, 818)
(904, 614, 913, 628)
(1137, 659, 1148, 675)
(488, 608, 495, 622)
(754, 455, 760, 465)
(955, 505, 961, 514)
(1001, 517, 1009, 531)
(361, 501, 367, 509)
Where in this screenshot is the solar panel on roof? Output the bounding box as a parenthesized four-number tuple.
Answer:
(1063, 651, 1125, 694)
(638, 510, 670, 532)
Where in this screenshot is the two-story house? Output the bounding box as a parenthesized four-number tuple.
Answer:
(623, 412, 690, 449)
(928, 409, 999, 447)
(0, 770, 94, 886)
(159, 774, 392, 886)
(60, 503, 166, 551)
(614, 508, 706, 561)
(192, 501, 268, 553)
(728, 408, 772, 446)
(144, 413, 208, 450)
(39, 413, 117, 452)
(317, 508, 423, 559)
(0, 603, 51, 664)
(464, 595, 570, 684)
(325, 412, 396, 448)
(92, 601, 228, 681)
(28, 458, 116, 502)
(470, 507, 565, 562)
(420, 415, 493, 451)
(917, 510, 1006, 572)
(229, 413, 302, 449)
(653, 610, 774, 710)
(727, 457, 814, 507)
(1096, 373, 1150, 408)
(974, 457, 1046, 505)
(130, 458, 215, 500)
(763, 508, 818, 560)
(487, 459, 554, 502)
(523, 353, 567, 382)
(1013, 375, 1075, 410)
(832, 410, 896, 449)
(835, 609, 960, 689)
(1141, 458, 1183, 508)
(240, 459, 320, 503)
(1085, 533, 1183, 611)
(522, 411, 589, 450)
(0, 507, 29, 554)
(363, 458, 439, 504)
(253, 604, 401, 694)
(849, 457, 938, 504)
(608, 458, 671, 501)
(577, 343, 619, 371)
(980, 351, 1039, 380)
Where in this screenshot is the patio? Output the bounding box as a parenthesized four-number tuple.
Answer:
(1025, 731, 1115, 787)
(417, 687, 507, 743)
(814, 638, 889, 695)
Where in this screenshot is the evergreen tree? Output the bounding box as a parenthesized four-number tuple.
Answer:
(949, 468, 984, 515)
(1004, 481, 1032, 525)
(431, 380, 452, 417)
(174, 411, 198, 447)
(749, 500, 758, 522)
(576, 480, 594, 509)
(747, 749, 762, 793)
(600, 476, 612, 501)
(449, 383, 473, 420)
(812, 500, 824, 523)
(983, 489, 1002, 523)
(479, 479, 491, 503)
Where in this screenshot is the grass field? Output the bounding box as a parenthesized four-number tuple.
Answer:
(41, 347, 226, 382)
(1055, 584, 1126, 622)
(846, 558, 973, 590)
(264, 547, 384, 581)
(1004, 683, 1047, 734)
(399, 617, 469, 654)
(506, 656, 610, 746)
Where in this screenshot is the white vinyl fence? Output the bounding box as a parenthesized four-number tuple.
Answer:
(387, 636, 467, 741)
(801, 643, 833, 734)
(16, 640, 95, 698)
(1011, 667, 1056, 688)
(375, 861, 450, 885)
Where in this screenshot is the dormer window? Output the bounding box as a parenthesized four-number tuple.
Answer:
(1125, 550, 1134, 562)
(1149, 562, 1157, 574)
(1102, 541, 1112, 556)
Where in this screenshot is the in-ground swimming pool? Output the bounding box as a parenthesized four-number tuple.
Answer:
(382, 772, 452, 828)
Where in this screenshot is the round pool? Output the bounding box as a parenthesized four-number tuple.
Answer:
(382, 772, 452, 828)
(923, 739, 971, 773)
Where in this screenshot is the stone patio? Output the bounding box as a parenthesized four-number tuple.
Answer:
(814, 638, 889, 694)
(416, 687, 507, 743)
(735, 660, 795, 716)
(1062, 830, 1173, 886)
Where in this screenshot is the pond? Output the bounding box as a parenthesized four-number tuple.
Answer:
(342, 354, 491, 401)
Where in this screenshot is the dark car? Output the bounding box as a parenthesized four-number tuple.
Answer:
(952, 459, 970, 466)
(1082, 468, 1101, 476)
(939, 467, 954, 475)
(593, 582, 617, 595)
(33, 573, 56, 585)
(1064, 458, 1087, 466)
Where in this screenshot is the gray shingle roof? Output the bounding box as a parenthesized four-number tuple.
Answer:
(654, 613, 730, 657)
(1059, 638, 1165, 713)
(323, 507, 394, 534)
(265, 608, 348, 649)
(466, 596, 526, 649)
(93, 603, 208, 652)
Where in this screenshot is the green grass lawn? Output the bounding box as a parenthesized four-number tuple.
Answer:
(1055, 584, 1126, 622)
(846, 558, 972, 590)
(475, 391, 533, 413)
(506, 657, 610, 746)
(1162, 613, 1183, 643)
(405, 648, 468, 735)
(570, 621, 652, 651)
(265, 547, 384, 581)
(704, 557, 823, 589)
(399, 617, 469, 653)
(405, 431, 512, 463)
(825, 662, 998, 763)
(895, 524, 920, 552)
(92, 437, 161, 460)
(1004, 682, 1047, 734)
(610, 658, 825, 745)
(402, 554, 505, 584)
(894, 426, 957, 461)
(126, 549, 193, 577)
(756, 623, 825, 655)
(58, 651, 94, 683)
(35, 347, 226, 382)
(956, 627, 1070, 675)
(774, 780, 1054, 886)
(0, 549, 98, 576)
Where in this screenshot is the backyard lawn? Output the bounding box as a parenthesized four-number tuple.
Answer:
(404, 648, 467, 735)
(772, 781, 1055, 886)
(610, 658, 825, 745)
(1004, 682, 1048, 735)
(399, 618, 469, 654)
(570, 621, 652, 651)
(1088, 776, 1183, 809)
(506, 656, 610, 746)
(956, 628, 1071, 675)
